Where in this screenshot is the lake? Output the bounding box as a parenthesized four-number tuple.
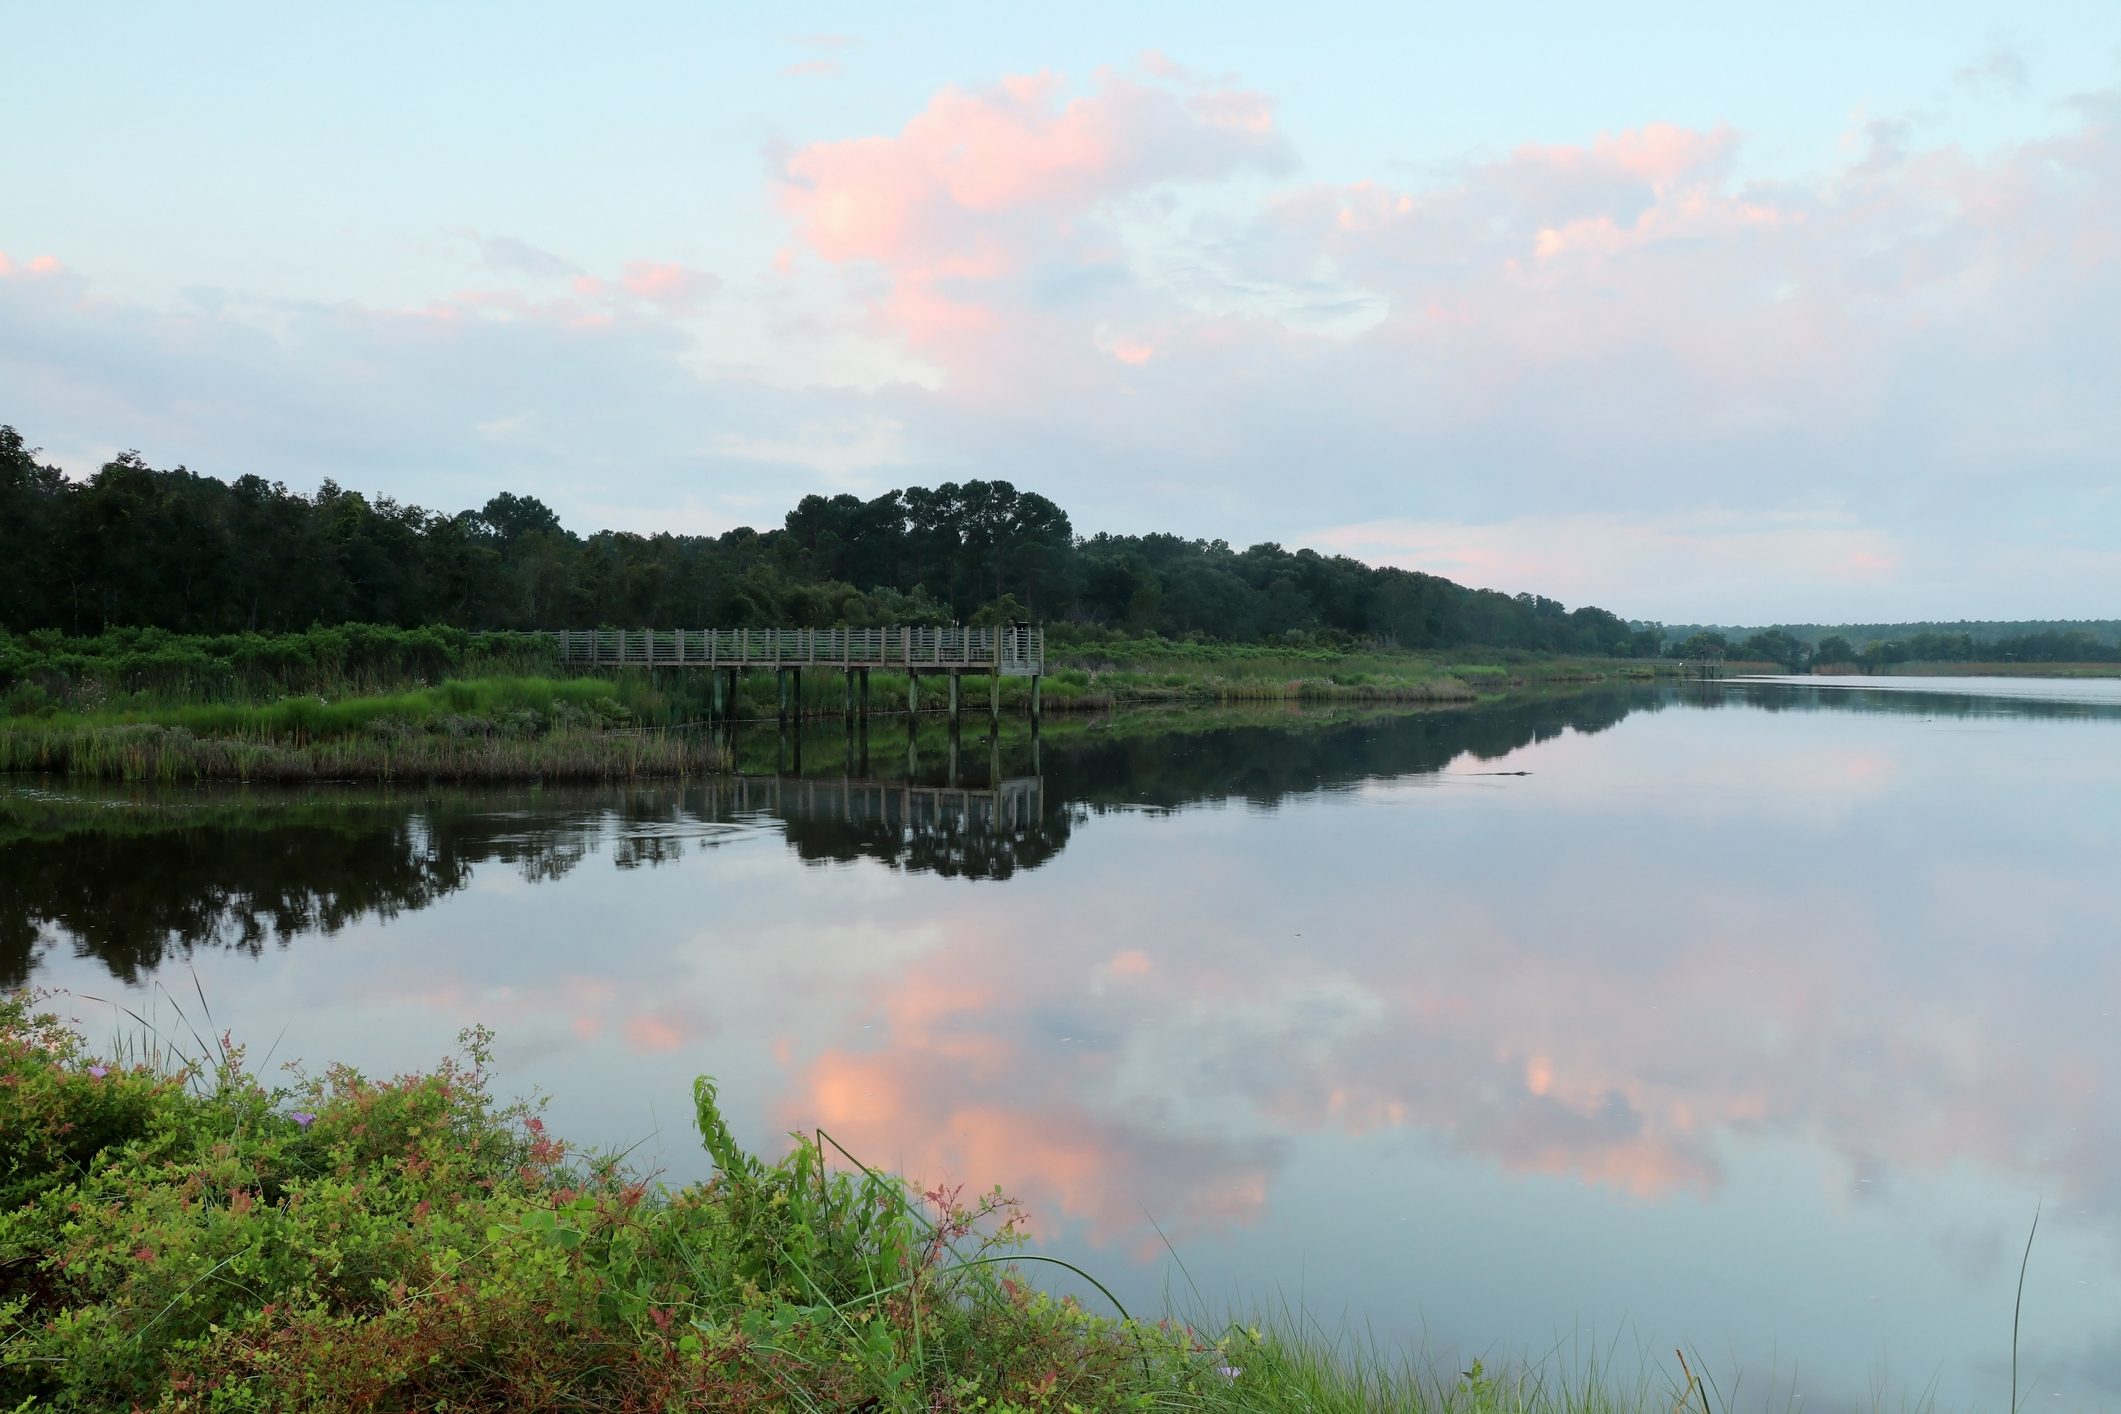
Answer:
(8, 677, 2120, 1410)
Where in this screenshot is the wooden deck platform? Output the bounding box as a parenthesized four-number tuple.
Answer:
(548, 625, 1048, 720)
(548, 626, 1044, 675)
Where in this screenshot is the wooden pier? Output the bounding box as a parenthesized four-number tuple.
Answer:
(548, 625, 1046, 722)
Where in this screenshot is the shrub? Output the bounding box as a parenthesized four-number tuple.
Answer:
(0, 997, 1241, 1412)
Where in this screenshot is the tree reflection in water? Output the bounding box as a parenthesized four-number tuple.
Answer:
(8, 681, 2110, 990)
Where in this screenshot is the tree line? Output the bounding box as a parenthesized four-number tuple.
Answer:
(1, 425, 1664, 655)
(1668, 626, 2121, 670)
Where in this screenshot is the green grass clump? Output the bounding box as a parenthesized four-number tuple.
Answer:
(0, 994, 1719, 1412)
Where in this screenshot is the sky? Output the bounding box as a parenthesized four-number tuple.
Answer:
(4, 0, 2118, 623)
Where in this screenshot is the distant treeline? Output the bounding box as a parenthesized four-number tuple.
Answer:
(1661, 621, 2121, 668)
(0, 424, 1661, 656)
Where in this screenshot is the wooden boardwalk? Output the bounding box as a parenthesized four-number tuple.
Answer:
(549, 625, 1047, 720)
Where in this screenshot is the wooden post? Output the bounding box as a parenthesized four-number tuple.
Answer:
(989, 673, 1000, 722)
(948, 673, 960, 722)
(860, 668, 870, 718)
(778, 669, 790, 722)
(843, 669, 855, 718)
(908, 672, 919, 716)
(1031, 674, 1042, 721)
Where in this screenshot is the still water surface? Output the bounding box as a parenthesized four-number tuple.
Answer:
(7, 680, 2121, 1409)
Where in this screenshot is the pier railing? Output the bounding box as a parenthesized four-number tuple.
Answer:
(548, 625, 1045, 676)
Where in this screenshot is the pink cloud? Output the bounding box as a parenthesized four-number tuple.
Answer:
(622, 1013, 694, 1054)
(1513, 121, 1739, 190)
(782, 59, 840, 79)
(617, 260, 718, 313)
(0, 251, 68, 279)
(776, 69, 1290, 366)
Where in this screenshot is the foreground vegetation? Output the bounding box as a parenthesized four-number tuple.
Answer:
(0, 995, 1689, 1412)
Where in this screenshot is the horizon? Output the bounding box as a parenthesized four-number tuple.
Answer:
(5, 2, 2118, 623)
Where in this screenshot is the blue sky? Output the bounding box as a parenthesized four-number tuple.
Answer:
(5, 1, 2118, 621)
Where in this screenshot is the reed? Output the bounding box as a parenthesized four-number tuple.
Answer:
(0, 675, 719, 783)
(0, 623, 562, 710)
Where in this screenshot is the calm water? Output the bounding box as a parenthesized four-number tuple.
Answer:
(8, 680, 2121, 1409)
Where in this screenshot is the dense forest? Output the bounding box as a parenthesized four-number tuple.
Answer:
(0, 425, 1661, 656)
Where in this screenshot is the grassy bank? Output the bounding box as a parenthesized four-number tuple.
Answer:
(0, 677, 719, 784)
(0, 995, 1684, 1412)
(1040, 633, 1664, 709)
(0, 627, 1678, 781)
(0, 625, 558, 714)
(3, 625, 1673, 720)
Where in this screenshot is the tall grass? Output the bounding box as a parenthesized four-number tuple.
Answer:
(1, 622, 561, 711)
(56, 674, 655, 739)
(0, 676, 718, 782)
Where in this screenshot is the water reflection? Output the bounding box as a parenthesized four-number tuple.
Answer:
(5, 690, 1657, 984)
(8, 680, 2121, 1409)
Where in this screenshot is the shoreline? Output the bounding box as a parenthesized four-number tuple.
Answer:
(0, 653, 1669, 784)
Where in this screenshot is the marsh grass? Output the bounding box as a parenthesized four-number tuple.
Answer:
(1035, 638, 1664, 712)
(0, 676, 717, 783)
(5, 624, 1672, 738)
(0, 623, 561, 710)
